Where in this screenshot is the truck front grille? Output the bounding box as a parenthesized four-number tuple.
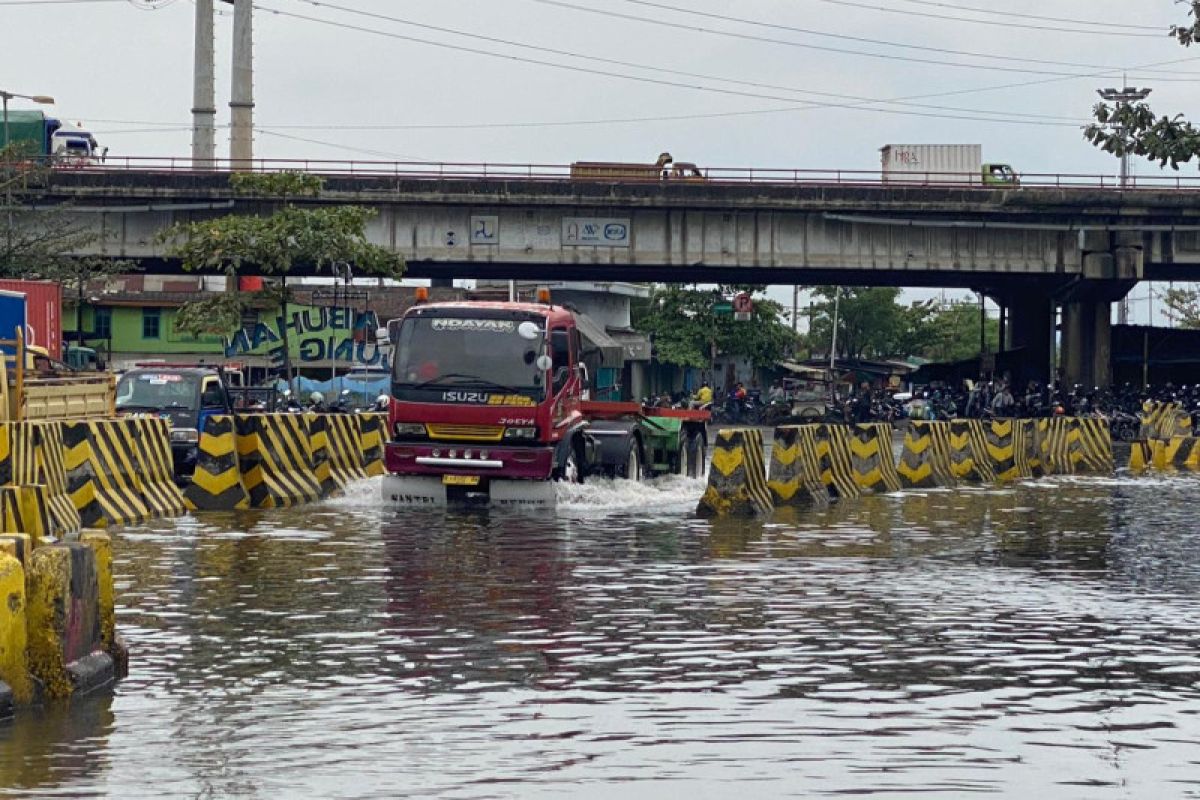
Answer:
(426, 424, 505, 442)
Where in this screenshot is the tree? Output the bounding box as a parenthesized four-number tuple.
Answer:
(632, 284, 797, 369)
(922, 300, 1000, 362)
(160, 172, 406, 380)
(807, 287, 933, 360)
(1084, 4, 1200, 168)
(1161, 286, 1200, 327)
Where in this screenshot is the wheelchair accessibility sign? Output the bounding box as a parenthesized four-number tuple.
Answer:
(562, 217, 631, 247)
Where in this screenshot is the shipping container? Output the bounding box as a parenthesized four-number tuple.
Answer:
(881, 144, 984, 185)
(0, 291, 27, 357)
(0, 280, 62, 358)
(0, 110, 50, 155)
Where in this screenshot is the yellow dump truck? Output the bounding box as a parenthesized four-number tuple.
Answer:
(0, 327, 115, 421)
(570, 152, 706, 181)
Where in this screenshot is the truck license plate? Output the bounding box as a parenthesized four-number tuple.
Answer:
(443, 475, 481, 487)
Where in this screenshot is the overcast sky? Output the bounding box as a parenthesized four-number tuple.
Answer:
(4, 0, 1195, 321)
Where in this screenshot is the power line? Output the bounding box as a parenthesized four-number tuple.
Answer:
(302, 0, 1176, 80)
(878, 0, 1163, 31)
(257, 129, 429, 161)
(606, 0, 1187, 73)
(803, 0, 1164, 37)
(250, 2, 1101, 127)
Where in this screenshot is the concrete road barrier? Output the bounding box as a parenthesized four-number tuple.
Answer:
(1141, 401, 1192, 440)
(810, 424, 861, 500)
(0, 552, 30, 708)
(849, 423, 901, 494)
(62, 420, 152, 528)
(1043, 417, 1114, 475)
(303, 413, 336, 498)
(767, 425, 830, 508)
(236, 414, 323, 509)
(986, 419, 1025, 483)
(698, 428, 774, 517)
(948, 419, 996, 483)
(0, 486, 52, 546)
(126, 418, 188, 518)
(325, 414, 369, 488)
(356, 413, 387, 477)
(26, 544, 113, 699)
(184, 416, 251, 511)
(898, 421, 956, 489)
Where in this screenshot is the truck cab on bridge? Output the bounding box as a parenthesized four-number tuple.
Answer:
(383, 291, 708, 507)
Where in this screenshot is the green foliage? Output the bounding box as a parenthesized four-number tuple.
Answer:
(1161, 286, 1200, 328)
(160, 171, 405, 338)
(632, 284, 797, 368)
(1085, 3, 1200, 168)
(807, 288, 997, 361)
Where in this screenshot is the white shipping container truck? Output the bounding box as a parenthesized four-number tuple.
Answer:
(880, 144, 1018, 186)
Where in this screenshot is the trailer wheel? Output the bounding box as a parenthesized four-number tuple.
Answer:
(619, 438, 643, 481)
(685, 432, 707, 479)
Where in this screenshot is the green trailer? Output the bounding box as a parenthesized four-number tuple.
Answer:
(0, 110, 50, 155)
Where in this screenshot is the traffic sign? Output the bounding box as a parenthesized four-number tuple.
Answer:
(712, 302, 733, 315)
(733, 293, 754, 314)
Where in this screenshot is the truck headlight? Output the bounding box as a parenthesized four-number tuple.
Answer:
(170, 428, 199, 445)
(503, 426, 538, 440)
(393, 422, 427, 438)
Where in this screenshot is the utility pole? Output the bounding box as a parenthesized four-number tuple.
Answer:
(228, 0, 254, 165)
(1098, 82, 1152, 326)
(191, 0, 216, 165)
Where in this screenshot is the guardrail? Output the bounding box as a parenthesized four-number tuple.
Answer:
(33, 155, 1200, 191)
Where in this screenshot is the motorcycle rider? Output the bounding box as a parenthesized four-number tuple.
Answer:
(693, 381, 714, 409)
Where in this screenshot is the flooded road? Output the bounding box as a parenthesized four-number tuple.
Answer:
(2, 472, 1200, 798)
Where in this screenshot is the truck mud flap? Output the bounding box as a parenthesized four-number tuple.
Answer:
(382, 475, 448, 507)
(489, 480, 556, 511)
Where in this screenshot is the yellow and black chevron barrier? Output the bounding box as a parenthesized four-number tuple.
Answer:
(1149, 436, 1200, 471)
(326, 414, 368, 489)
(1128, 440, 1153, 472)
(698, 428, 774, 517)
(948, 419, 996, 482)
(184, 415, 251, 511)
(849, 423, 901, 494)
(767, 425, 829, 508)
(356, 413, 387, 477)
(1016, 419, 1046, 479)
(0, 422, 81, 536)
(304, 413, 336, 498)
(1141, 401, 1193, 440)
(985, 419, 1025, 483)
(126, 418, 188, 518)
(1042, 417, 1114, 475)
(898, 420, 956, 489)
(62, 420, 153, 528)
(810, 424, 861, 500)
(236, 414, 323, 509)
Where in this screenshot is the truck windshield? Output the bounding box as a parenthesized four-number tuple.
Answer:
(392, 315, 545, 395)
(116, 373, 200, 411)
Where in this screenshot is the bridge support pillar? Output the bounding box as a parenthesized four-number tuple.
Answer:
(1005, 292, 1054, 385)
(1061, 297, 1112, 389)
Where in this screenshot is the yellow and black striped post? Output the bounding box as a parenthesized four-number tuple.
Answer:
(767, 425, 829, 508)
(698, 428, 774, 517)
(1148, 436, 1200, 471)
(184, 415, 251, 511)
(898, 420, 956, 489)
(948, 419, 996, 483)
(236, 414, 323, 509)
(356, 413, 387, 477)
(849, 423, 901, 494)
(809, 424, 862, 500)
(1140, 401, 1193, 440)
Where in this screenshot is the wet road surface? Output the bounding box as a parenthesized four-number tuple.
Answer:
(1, 472, 1199, 798)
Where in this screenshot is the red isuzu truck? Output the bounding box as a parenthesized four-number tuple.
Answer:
(383, 291, 709, 508)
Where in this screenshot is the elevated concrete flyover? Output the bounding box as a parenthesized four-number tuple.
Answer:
(22, 161, 1200, 385)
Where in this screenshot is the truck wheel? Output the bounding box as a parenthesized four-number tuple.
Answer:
(619, 438, 643, 481)
(556, 438, 585, 484)
(685, 432, 707, 479)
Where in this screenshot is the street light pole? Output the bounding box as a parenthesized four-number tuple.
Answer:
(1098, 83, 1152, 327)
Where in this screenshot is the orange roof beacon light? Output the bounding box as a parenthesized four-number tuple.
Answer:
(536, 286, 552, 305)
(414, 286, 429, 304)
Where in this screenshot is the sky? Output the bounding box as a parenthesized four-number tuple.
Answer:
(3, 0, 1196, 323)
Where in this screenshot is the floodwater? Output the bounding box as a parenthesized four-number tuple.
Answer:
(2, 469, 1200, 799)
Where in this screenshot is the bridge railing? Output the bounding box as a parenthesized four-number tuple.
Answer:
(58, 156, 1200, 191)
